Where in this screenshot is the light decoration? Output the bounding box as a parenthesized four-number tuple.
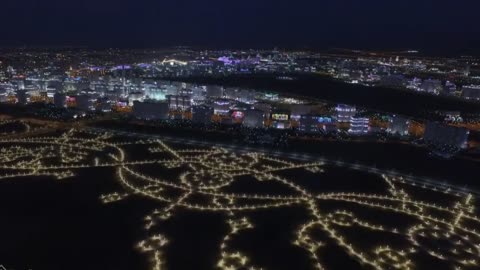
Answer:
(1, 126, 479, 270)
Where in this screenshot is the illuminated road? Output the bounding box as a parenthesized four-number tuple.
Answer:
(88, 127, 480, 197)
(2, 123, 480, 270)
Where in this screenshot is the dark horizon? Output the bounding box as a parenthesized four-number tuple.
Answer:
(2, 0, 480, 56)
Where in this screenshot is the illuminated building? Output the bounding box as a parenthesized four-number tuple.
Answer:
(191, 86, 206, 102)
(299, 114, 320, 133)
(336, 104, 356, 123)
(192, 105, 214, 124)
(14, 80, 25, 90)
(348, 117, 370, 134)
(231, 110, 245, 121)
(163, 84, 180, 96)
(271, 110, 291, 129)
(461, 85, 480, 100)
(213, 99, 232, 115)
(420, 79, 443, 95)
(264, 92, 279, 101)
(66, 96, 77, 108)
(128, 92, 144, 106)
(6, 66, 16, 76)
(133, 100, 169, 120)
(387, 115, 410, 136)
(406, 77, 422, 91)
(167, 95, 191, 111)
(144, 85, 167, 101)
(444, 81, 457, 95)
(299, 115, 335, 133)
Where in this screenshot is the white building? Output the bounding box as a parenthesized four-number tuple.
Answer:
(348, 117, 369, 134)
(336, 104, 356, 123)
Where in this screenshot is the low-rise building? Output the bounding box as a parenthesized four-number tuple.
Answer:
(192, 105, 214, 124)
(424, 122, 469, 149)
(336, 104, 356, 123)
(348, 117, 370, 134)
(132, 100, 169, 120)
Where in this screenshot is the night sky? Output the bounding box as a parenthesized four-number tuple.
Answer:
(2, 0, 480, 54)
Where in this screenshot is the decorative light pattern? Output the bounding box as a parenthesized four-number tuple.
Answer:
(1, 127, 479, 270)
